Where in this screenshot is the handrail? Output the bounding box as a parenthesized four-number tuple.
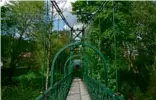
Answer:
(83, 74, 124, 100)
(35, 73, 73, 100)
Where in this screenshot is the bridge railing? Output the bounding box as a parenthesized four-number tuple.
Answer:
(83, 74, 124, 100)
(35, 73, 72, 100)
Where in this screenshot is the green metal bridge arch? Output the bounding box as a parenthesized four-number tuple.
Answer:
(63, 54, 95, 78)
(35, 1, 125, 99)
(36, 41, 124, 100)
(64, 58, 89, 78)
(63, 54, 93, 77)
(50, 42, 108, 87)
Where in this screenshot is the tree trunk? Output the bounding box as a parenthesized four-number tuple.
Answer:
(8, 61, 15, 83)
(45, 36, 51, 90)
(45, 59, 50, 90)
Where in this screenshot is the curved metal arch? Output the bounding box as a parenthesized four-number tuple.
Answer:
(63, 55, 80, 77)
(66, 58, 92, 75)
(50, 42, 108, 87)
(63, 54, 94, 77)
(81, 56, 93, 75)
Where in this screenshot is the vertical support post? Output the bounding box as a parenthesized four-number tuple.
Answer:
(81, 27, 86, 74)
(50, 0, 53, 87)
(69, 28, 73, 74)
(51, 0, 53, 31)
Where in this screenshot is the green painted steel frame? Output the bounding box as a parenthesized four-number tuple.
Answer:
(83, 74, 124, 100)
(64, 60, 88, 77)
(50, 42, 108, 87)
(64, 58, 92, 79)
(63, 55, 80, 77)
(35, 73, 73, 100)
(64, 55, 80, 77)
(63, 54, 94, 77)
(63, 55, 93, 77)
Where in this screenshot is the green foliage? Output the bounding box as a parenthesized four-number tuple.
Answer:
(54, 72, 64, 83)
(2, 84, 40, 100)
(72, 1, 156, 99)
(2, 71, 42, 100)
(1, 1, 70, 99)
(1, 1, 45, 70)
(1, 1, 156, 99)
(14, 71, 42, 85)
(1, 35, 36, 68)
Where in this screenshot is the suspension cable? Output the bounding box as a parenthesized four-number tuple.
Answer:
(51, 1, 72, 29)
(83, 1, 108, 30)
(89, 1, 108, 21)
(51, 0, 108, 31)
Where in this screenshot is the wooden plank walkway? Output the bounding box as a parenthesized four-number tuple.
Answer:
(66, 78, 91, 100)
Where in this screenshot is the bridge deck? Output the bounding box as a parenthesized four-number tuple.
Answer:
(66, 78, 91, 100)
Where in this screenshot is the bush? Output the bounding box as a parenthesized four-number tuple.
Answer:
(2, 84, 40, 100)
(1, 71, 43, 100)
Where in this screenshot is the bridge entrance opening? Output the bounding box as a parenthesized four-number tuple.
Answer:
(73, 60, 83, 78)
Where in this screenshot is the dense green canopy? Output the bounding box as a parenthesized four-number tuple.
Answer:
(1, 1, 156, 100)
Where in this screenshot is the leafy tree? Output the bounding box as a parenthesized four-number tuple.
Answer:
(1, 1, 71, 99)
(1, 1, 44, 81)
(72, 1, 156, 99)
